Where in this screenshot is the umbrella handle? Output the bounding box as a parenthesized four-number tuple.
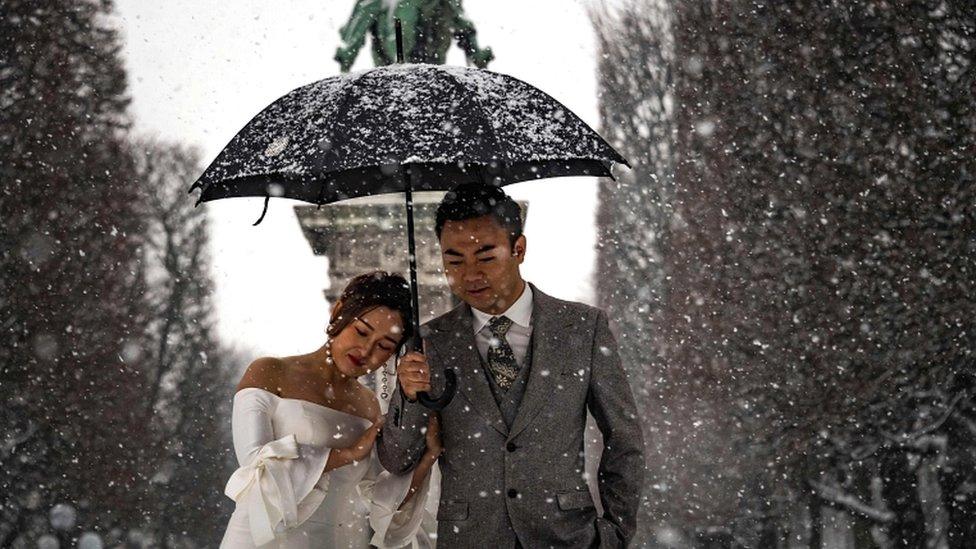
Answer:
(416, 369, 458, 411)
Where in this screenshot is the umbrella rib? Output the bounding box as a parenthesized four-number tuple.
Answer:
(499, 73, 630, 168)
(439, 68, 508, 176)
(313, 70, 375, 198)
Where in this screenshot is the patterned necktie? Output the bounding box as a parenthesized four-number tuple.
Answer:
(486, 316, 520, 391)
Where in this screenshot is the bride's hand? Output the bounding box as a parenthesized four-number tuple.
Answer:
(400, 414, 442, 509)
(424, 413, 443, 458)
(346, 417, 385, 462)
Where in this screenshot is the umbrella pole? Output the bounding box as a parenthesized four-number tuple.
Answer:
(403, 167, 422, 351)
(402, 166, 457, 411)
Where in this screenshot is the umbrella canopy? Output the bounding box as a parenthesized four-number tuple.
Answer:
(190, 63, 627, 206)
(190, 62, 628, 410)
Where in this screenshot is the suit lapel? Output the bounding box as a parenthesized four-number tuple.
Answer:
(509, 286, 577, 441)
(432, 304, 509, 437)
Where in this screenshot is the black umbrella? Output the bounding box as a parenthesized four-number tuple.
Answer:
(190, 24, 628, 410)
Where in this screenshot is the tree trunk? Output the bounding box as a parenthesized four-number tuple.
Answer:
(880, 451, 925, 548)
(810, 490, 823, 549)
(915, 439, 949, 549)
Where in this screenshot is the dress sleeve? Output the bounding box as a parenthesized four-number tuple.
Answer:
(224, 388, 332, 547)
(366, 450, 435, 549)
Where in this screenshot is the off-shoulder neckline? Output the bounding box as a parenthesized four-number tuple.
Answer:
(235, 387, 374, 423)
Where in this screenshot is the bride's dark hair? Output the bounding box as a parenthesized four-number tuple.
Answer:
(327, 271, 414, 354)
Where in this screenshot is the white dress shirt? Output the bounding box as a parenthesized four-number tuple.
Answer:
(470, 283, 534, 367)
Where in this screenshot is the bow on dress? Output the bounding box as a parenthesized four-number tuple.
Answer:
(224, 434, 324, 546)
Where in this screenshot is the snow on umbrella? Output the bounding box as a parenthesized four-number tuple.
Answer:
(190, 42, 628, 410)
(191, 63, 626, 206)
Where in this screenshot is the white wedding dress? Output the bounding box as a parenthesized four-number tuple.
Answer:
(219, 388, 433, 549)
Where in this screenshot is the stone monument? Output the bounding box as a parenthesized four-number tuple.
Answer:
(296, 1, 520, 401)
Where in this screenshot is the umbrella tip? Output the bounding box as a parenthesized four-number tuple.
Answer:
(395, 19, 404, 63)
(189, 183, 204, 206)
(609, 161, 629, 181)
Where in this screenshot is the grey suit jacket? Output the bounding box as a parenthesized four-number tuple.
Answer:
(378, 285, 644, 548)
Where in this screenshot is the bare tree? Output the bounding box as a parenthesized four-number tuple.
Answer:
(131, 138, 234, 547)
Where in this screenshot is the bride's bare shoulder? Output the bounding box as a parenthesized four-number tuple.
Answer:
(236, 356, 287, 394)
(352, 383, 381, 421)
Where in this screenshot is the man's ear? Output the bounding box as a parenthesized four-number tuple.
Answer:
(513, 235, 527, 261)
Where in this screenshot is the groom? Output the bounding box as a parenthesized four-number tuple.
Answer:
(378, 184, 644, 548)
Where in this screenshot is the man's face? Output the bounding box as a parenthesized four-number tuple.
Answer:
(439, 215, 526, 315)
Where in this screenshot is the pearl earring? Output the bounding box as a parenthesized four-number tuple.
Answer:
(325, 341, 335, 367)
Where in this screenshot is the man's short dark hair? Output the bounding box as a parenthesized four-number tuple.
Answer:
(435, 183, 523, 246)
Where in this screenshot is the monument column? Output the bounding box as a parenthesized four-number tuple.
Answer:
(294, 192, 457, 324)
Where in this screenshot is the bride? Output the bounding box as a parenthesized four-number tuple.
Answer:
(220, 271, 440, 548)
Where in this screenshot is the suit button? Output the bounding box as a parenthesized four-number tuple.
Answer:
(506, 442, 517, 452)
(507, 488, 518, 498)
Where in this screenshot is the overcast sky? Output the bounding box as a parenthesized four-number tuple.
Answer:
(115, 0, 608, 361)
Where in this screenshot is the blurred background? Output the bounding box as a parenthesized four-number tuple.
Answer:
(1, 0, 974, 547)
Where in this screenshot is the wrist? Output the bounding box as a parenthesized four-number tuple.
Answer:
(400, 385, 418, 403)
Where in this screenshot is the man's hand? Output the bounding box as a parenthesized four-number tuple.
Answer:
(397, 351, 431, 401)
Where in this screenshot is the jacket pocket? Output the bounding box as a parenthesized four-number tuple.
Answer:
(557, 490, 595, 511)
(437, 500, 469, 520)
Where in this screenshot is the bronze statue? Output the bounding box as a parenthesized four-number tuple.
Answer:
(335, 0, 494, 71)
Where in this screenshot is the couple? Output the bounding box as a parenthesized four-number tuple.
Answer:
(220, 184, 645, 548)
